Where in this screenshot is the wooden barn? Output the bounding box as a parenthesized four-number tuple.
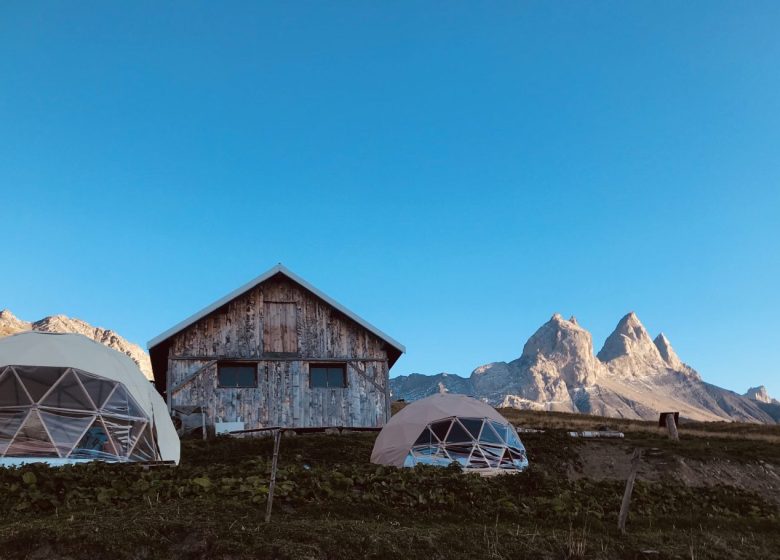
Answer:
(147, 264, 405, 432)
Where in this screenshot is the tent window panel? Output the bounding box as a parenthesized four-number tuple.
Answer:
(77, 372, 117, 409)
(413, 427, 434, 446)
(13, 366, 63, 403)
(445, 420, 472, 443)
(38, 410, 95, 457)
(0, 408, 28, 455)
(478, 422, 504, 445)
(217, 363, 257, 388)
(309, 365, 346, 388)
(5, 410, 58, 457)
(41, 370, 93, 411)
(429, 420, 451, 442)
(71, 418, 118, 460)
(459, 418, 483, 440)
(0, 369, 31, 407)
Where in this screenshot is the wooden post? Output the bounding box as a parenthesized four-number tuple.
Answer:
(265, 429, 282, 523)
(665, 413, 679, 441)
(618, 448, 642, 534)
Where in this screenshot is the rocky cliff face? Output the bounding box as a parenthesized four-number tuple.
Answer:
(391, 312, 776, 424)
(744, 386, 779, 405)
(0, 309, 153, 380)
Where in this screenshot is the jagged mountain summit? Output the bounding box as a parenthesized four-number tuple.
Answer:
(744, 386, 779, 405)
(0, 309, 153, 380)
(391, 312, 779, 424)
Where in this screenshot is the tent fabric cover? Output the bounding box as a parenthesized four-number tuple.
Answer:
(371, 393, 520, 468)
(0, 332, 179, 464)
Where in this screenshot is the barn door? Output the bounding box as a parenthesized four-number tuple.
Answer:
(263, 302, 298, 354)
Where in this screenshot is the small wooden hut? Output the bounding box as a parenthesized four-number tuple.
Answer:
(147, 264, 405, 432)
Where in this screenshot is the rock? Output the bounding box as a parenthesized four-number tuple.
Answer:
(653, 332, 683, 370)
(744, 386, 779, 405)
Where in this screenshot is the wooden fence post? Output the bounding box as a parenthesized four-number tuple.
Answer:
(265, 429, 282, 523)
(618, 448, 642, 534)
(665, 413, 679, 441)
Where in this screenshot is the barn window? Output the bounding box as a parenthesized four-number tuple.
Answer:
(309, 364, 347, 388)
(217, 362, 257, 388)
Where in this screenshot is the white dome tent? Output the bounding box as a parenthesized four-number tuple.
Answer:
(371, 394, 528, 473)
(0, 332, 179, 466)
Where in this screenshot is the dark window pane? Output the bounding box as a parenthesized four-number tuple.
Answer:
(0, 369, 31, 407)
(490, 421, 509, 443)
(459, 418, 483, 440)
(327, 367, 346, 388)
(310, 367, 328, 387)
(413, 427, 434, 446)
(429, 420, 451, 442)
(445, 420, 472, 443)
(41, 370, 93, 411)
(77, 372, 117, 409)
(5, 410, 58, 457)
(0, 408, 28, 455)
(479, 422, 503, 444)
(218, 364, 256, 388)
(310, 365, 346, 388)
(14, 366, 63, 403)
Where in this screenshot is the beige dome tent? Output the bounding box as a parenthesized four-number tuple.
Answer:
(0, 332, 179, 466)
(371, 393, 528, 472)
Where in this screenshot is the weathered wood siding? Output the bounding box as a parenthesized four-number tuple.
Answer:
(166, 276, 390, 428)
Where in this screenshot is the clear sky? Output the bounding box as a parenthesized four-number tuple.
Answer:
(1, 2, 778, 398)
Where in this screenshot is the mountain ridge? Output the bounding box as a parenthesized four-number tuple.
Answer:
(391, 312, 778, 424)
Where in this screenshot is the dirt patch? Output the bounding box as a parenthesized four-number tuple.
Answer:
(570, 440, 780, 505)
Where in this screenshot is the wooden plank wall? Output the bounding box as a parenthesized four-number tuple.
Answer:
(167, 277, 390, 429)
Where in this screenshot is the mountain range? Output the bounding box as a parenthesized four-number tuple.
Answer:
(0, 309, 153, 380)
(391, 312, 780, 424)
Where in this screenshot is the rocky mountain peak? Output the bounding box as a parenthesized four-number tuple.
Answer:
(653, 332, 683, 370)
(744, 386, 778, 404)
(520, 313, 600, 386)
(597, 312, 661, 364)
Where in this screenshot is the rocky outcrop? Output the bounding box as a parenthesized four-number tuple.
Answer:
(391, 311, 776, 423)
(0, 309, 153, 380)
(744, 386, 779, 405)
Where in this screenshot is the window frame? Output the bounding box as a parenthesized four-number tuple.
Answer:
(308, 363, 347, 389)
(216, 361, 258, 389)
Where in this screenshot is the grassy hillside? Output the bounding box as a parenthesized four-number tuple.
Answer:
(0, 417, 778, 559)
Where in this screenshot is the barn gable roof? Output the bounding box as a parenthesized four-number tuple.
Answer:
(147, 264, 406, 358)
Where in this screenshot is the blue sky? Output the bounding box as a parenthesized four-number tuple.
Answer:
(1, 1, 778, 398)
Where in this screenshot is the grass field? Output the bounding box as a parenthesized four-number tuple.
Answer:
(0, 411, 778, 559)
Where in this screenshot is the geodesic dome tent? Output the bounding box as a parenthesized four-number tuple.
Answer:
(0, 332, 179, 466)
(371, 393, 528, 472)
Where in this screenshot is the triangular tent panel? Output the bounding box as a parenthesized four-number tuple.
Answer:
(41, 369, 93, 411)
(39, 410, 95, 457)
(0, 409, 28, 455)
(0, 368, 31, 407)
(6, 410, 58, 457)
(14, 365, 63, 403)
(77, 372, 117, 410)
